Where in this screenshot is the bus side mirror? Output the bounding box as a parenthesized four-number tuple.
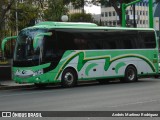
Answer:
(33, 32, 52, 49)
(1, 36, 17, 58)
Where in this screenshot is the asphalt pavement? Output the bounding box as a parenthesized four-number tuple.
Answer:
(1, 78, 160, 120)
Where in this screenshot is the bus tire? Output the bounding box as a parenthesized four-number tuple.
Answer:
(61, 68, 77, 88)
(122, 65, 137, 83)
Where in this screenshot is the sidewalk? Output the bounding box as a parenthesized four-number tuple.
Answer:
(0, 80, 34, 90)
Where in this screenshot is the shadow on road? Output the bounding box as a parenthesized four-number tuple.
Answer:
(10, 78, 160, 92)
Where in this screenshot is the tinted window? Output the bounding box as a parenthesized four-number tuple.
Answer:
(55, 29, 156, 50)
(138, 31, 156, 48)
(56, 31, 76, 50)
(43, 30, 64, 62)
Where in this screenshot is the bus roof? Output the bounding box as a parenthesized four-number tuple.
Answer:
(26, 21, 155, 31)
(35, 21, 98, 27)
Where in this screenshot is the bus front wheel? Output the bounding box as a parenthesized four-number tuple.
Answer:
(61, 68, 77, 88)
(121, 65, 138, 83)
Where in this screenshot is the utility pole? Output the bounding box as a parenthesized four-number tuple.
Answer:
(133, 4, 136, 27)
(82, 0, 85, 14)
(122, 0, 141, 27)
(149, 0, 154, 28)
(122, 0, 154, 28)
(15, 1, 18, 35)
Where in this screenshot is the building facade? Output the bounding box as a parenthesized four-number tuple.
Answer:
(101, 1, 149, 28)
(67, 3, 83, 14)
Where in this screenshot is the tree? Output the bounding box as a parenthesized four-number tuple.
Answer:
(68, 0, 92, 13)
(8, 1, 41, 31)
(71, 0, 87, 13)
(63, 0, 71, 5)
(44, 0, 68, 21)
(70, 13, 93, 22)
(0, 0, 15, 30)
(0, 0, 16, 50)
(0, 0, 46, 57)
(92, 0, 135, 26)
(0, 0, 45, 35)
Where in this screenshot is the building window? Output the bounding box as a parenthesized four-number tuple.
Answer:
(105, 12, 108, 17)
(113, 21, 116, 26)
(140, 11, 142, 15)
(113, 11, 115, 16)
(140, 20, 142, 24)
(143, 11, 145, 15)
(101, 12, 104, 17)
(105, 21, 108, 26)
(126, 10, 129, 15)
(142, 2, 144, 6)
(130, 10, 132, 15)
(106, 21, 108, 26)
(109, 21, 112, 26)
(140, 2, 142, 6)
(137, 11, 139, 15)
(143, 20, 145, 24)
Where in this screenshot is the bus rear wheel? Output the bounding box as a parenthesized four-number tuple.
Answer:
(61, 68, 77, 88)
(121, 65, 137, 83)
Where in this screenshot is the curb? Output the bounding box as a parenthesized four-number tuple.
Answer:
(0, 80, 118, 90)
(0, 85, 34, 90)
(0, 81, 97, 90)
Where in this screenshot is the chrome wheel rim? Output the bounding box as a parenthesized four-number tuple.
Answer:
(64, 72, 74, 84)
(127, 69, 135, 81)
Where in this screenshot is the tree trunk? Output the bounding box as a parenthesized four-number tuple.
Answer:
(109, 0, 122, 26)
(0, 0, 15, 29)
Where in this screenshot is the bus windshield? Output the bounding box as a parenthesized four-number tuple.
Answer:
(14, 28, 47, 61)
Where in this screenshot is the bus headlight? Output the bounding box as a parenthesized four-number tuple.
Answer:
(33, 69, 43, 76)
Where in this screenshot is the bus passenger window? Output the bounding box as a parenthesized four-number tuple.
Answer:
(74, 38, 88, 50)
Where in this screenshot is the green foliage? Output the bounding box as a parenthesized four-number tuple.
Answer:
(44, 0, 68, 21)
(8, 2, 40, 30)
(70, 13, 93, 22)
(70, 0, 87, 8)
(0, 0, 44, 33)
(63, 0, 71, 5)
(0, 0, 44, 57)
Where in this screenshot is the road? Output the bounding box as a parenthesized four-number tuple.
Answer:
(0, 78, 160, 119)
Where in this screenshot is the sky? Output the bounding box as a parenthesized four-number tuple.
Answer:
(84, 5, 101, 14)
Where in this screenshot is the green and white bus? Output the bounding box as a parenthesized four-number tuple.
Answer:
(1, 22, 159, 87)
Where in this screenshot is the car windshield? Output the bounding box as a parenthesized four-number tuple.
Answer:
(14, 28, 47, 61)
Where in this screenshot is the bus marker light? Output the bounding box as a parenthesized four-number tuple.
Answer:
(36, 78, 40, 81)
